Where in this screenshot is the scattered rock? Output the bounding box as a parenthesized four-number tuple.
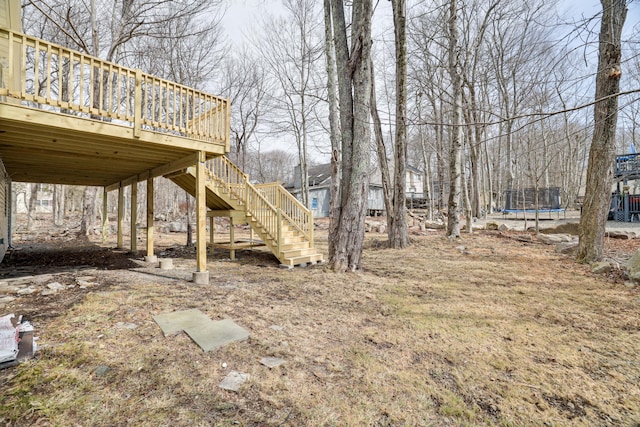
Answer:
(512, 235, 533, 242)
(455, 245, 466, 253)
(115, 322, 139, 330)
(94, 365, 111, 377)
(591, 261, 612, 274)
(626, 249, 640, 282)
(169, 222, 187, 233)
(77, 280, 96, 287)
(377, 224, 386, 234)
(47, 282, 65, 291)
(498, 224, 510, 231)
(218, 371, 250, 392)
(16, 288, 36, 295)
(540, 222, 580, 235)
(486, 222, 499, 231)
(40, 289, 58, 296)
(269, 325, 284, 331)
(624, 282, 636, 289)
(0, 296, 15, 304)
(556, 242, 578, 254)
(536, 234, 574, 245)
(423, 221, 445, 230)
(260, 357, 285, 368)
(606, 230, 634, 240)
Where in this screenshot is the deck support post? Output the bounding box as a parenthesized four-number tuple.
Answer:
(102, 187, 108, 244)
(209, 216, 214, 250)
(145, 177, 157, 263)
(117, 184, 124, 249)
(230, 216, 235, 260)
(193, 151, 209, 284)
(130, 181, 137, 253)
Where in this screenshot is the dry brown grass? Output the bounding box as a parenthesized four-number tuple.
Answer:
(1, 228, 639, 426)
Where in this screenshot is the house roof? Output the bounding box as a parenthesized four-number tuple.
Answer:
(308, 163, 333, 187)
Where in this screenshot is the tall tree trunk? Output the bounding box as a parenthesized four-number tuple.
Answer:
(577, 0, 627, 262)
(328, 0, 373, 272)
(389, 0, 409, 248)
(79, 186, 98, 236)
(26, 184, 37, 231)
(53, 184, 65, 226)
(370, 62, 394, 226)
(324, 0, 341, 256)
(446, 0, 463, 238)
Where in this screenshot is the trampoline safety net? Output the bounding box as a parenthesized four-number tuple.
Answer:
(503, 187, 562, 211)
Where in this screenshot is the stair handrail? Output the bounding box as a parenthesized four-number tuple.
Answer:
(206, 157, 281, 245)
(254, 182, 314, 244)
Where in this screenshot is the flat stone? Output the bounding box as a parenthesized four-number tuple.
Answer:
(260, 357, 285, 368)
(153, 309, 212, 336)
(556, 242, 578, 254)
(16, 288, 36, 295)
(94, 365, 111, 377)
(269, 325, 284, 331)
(115, 322, 138, 330)
(153, 309, 249, 352)
(0, 296, 15, 304)
(185, 318, 249, 352)
(537, 233, 574, 245)
(592, 261, 612, 274)
(76, 276, 96, 282)
(606, 230, 633, 240)
(218, 371, 250, 392)
(512, 235, 533, 242)
(485, 221, 499, 231)
(40, 289, 58, 296)
(76, 280, 96, 287)
(624, 281, 636, 288)
(47, 282, 65, 291)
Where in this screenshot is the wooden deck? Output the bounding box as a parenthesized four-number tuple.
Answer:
(0, 26, 323, 271)
(0, 27, 230, 187)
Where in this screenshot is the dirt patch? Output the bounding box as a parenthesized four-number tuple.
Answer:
(0, 228, 639, 426)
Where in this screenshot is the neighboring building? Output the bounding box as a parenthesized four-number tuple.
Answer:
(15, 184, 53, 214)
(288, 163, 423, 218)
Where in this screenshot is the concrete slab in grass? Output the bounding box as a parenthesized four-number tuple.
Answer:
(153, 309, 249, 352)
(185, 318, 249, 352)
(153, 309, 212, 336)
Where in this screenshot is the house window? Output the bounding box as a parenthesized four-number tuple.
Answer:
(311, 198, 318, 209)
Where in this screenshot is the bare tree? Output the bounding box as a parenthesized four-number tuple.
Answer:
(260, 0, 325, 207)
(446, 0, 463, 238)
(577, 0, 627, 262)
(328, 0, 373, 272)
(388, 0, 410, 248)
(323, 0, 341, 245)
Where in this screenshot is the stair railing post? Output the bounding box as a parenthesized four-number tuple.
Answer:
(309, 211, 314, 246)
(277, 208, 282, 259)
(133, 69, 142, 138)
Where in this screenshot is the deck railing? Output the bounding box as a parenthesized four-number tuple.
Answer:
(0, 27, 229, 145)
(207, 157, 315, 249)
(255, 182, 314, 243)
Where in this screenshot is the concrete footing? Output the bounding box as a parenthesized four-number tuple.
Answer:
(144, 255, 158, 263)
(193, 271, 210, 285)
(159, 259, 173, 270)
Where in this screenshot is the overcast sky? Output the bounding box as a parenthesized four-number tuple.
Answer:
(222, 0, 638, 47)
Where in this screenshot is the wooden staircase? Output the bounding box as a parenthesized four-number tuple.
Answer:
(169, 156, 324, 267)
